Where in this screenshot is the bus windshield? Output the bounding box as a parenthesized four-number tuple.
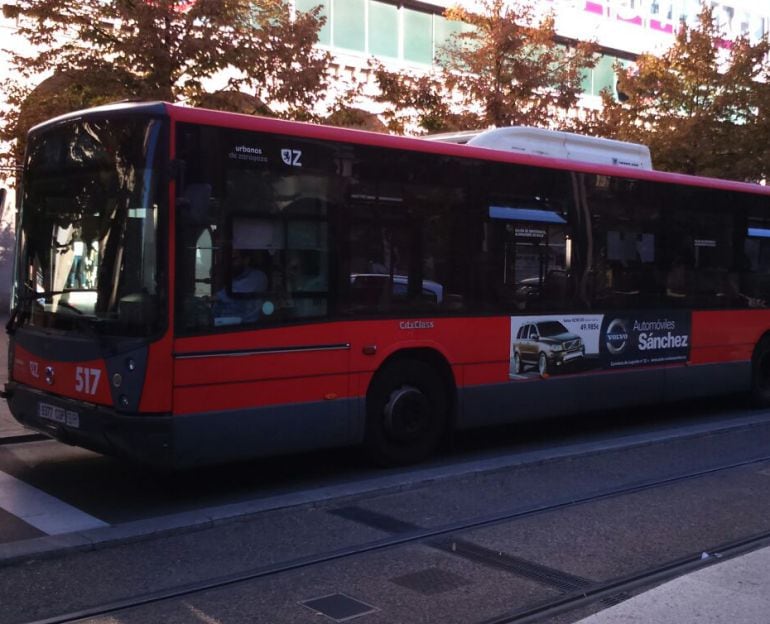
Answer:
(14, 115, 166, 336)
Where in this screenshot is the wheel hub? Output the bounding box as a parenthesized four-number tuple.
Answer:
(383, 386, 430, 443)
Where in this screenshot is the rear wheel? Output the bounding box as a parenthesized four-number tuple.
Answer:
(751, 336, 770, 406)
(364, 359, 448, 466)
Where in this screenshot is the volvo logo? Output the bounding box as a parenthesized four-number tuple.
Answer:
(44, 366, 55, 386)
(605, 319, 629, 355)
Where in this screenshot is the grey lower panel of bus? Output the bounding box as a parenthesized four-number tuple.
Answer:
(171, 397, 365, 467)
(173, 361, 751, 466)
(457, 361, 751, 429)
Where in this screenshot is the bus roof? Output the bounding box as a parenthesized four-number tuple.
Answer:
(29, 101, 770, 198)
(427, 126, 654, 171)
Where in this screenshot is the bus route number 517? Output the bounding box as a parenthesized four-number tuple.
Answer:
(75, 366, 101, 396)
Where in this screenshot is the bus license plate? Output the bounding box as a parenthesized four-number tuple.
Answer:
(38, 402, 80, 429)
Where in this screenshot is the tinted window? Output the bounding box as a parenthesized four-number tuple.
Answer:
(584, 175, 766, 311)
(175, 124, 335, 333)
(471, 162, 574, 314)
(342, 146, 467, 315)
(586, 175, 663, 309)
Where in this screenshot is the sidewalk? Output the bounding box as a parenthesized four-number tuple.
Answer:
(576, 546, 770, 623)
(0, 405, 28, 439)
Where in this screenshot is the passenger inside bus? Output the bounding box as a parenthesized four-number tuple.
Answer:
(230, 249, 268, 294)
(213, 248, 268, 323)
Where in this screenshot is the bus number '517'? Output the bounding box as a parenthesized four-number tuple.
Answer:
(75, 367, 101, 395)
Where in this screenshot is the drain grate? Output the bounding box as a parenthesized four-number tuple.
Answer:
(301, 593, 378, 622)
(601, 590, 632, 607)
(391, 567, 471, 595)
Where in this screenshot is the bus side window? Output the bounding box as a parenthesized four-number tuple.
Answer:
(194, 228, 215, 297)
(587, 176, 663, 309)
(487, 214, 571, 312)
(284, 247, 328, 318)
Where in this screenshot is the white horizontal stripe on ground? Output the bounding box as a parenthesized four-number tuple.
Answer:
(0, 470, 109, 534)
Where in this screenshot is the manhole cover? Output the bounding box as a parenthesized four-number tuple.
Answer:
(301, 593, 378, 621)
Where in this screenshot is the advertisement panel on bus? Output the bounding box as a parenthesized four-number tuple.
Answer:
(510, 311, 691, 378)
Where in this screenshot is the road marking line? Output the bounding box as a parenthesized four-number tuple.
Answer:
(0, 470, 109, 535)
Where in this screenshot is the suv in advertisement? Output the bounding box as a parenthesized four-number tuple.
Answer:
(512, 320, 585, 375)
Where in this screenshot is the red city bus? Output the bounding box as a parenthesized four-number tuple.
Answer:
(5, 101, 770, 468)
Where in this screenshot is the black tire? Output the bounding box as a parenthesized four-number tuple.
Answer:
(752, 336, 770, 407)
(513, 351, 522, 374)
(538, 352, 548, 376)
(364, 359, 448, 466)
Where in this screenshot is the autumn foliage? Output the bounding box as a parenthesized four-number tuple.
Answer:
(578, 6, 770, 181)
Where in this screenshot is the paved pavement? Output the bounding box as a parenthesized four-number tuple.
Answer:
(1, 322, 770, 623)
(575, 546, 770, 624)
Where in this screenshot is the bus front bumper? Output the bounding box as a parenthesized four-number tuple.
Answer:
(3, 382, 174, 467)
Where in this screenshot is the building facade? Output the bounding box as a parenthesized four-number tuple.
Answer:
(302, 0, 770, 110)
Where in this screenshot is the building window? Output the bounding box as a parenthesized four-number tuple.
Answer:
(369, 1, 398, 58)
(296, 0, 453, 66)
(403, 7, 433, 64)
(333, 0, 366, 52)
(581, 54, 626, 98)
(296, 0, 331, 45)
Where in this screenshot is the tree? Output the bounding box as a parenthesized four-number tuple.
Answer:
(0, 0, 331, 170)
(579, 6, 770, 181)
(373, 0, 598, 134)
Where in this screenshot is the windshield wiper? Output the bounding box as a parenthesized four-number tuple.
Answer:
(6, 286, 98, 335)
(15, 287, 98, 301)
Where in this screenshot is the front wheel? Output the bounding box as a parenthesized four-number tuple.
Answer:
(513, 351, 522, 374)
(364, 359, 448, 466)
(538, 352, 548, 376)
